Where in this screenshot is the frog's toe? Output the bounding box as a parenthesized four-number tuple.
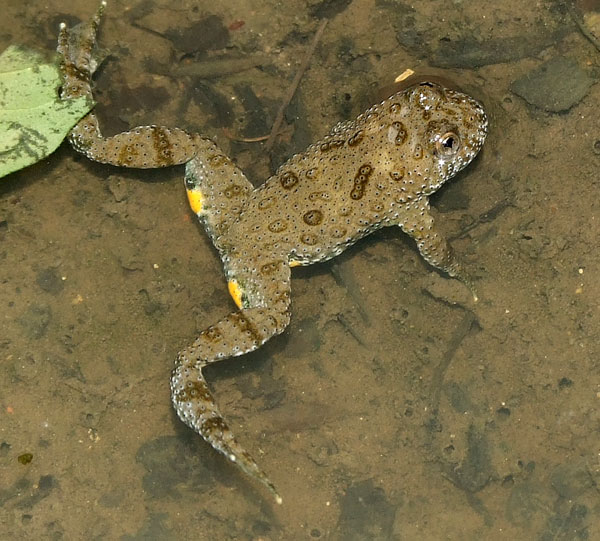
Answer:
(460, 273, 479, 302)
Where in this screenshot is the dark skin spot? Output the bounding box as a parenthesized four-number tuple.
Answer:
(350, 163, 373, 200)
(301, 234, 318, 245)
(279, 171, 299, 189)
(389, 168, 405, 181)
(305, 168, 318, 180)
(303, 209, 323, 226)
(392, 121, 407, 145)
(176, 380, 212, 403)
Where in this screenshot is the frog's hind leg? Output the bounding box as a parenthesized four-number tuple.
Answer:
(184, 146, 254, 250)
(171, 258, 291, 503)
(57, 2, 198, 168)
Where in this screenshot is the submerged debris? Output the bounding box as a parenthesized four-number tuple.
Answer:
(511, 56, 594, 112)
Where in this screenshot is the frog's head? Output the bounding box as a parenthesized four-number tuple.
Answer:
(387, 81, 488, 194)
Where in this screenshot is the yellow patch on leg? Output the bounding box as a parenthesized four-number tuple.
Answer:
(228, 280, 244, 309)
(186, 189, 204, 215)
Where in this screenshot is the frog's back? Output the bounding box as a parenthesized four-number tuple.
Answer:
(226, 83, 487, 266)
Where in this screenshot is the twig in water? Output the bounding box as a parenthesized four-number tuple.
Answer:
(222, 127, 270, 143)
(265, 19, 328, 151)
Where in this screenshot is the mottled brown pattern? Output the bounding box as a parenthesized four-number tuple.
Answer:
(175, 380, 212, 403)
(207, 154, 229, 167)
(223, 184, 240, 198)
(201, 416, 229, 435)
(150, 126, 177, 166)
(228, 312, 263, 346)
(203, 326, 223, 343)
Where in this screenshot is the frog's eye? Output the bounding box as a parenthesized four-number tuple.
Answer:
(436, 131, 460, 156)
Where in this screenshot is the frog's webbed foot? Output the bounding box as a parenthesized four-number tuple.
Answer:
(399, 197, 478, 301)
(57, 1, 105, 91)
(57, 3, 199, 168)
(171, 302, 291, 504)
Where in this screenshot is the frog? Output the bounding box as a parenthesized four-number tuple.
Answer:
(57, 3, 488, 503)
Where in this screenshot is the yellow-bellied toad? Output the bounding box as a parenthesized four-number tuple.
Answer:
(57, 2, 488, 503)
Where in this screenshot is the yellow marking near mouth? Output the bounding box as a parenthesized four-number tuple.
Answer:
(289, 260, 302, 268)
(228, 280, 243, 309)
(187, 189, 204, 214)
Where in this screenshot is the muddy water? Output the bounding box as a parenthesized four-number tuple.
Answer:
(1, 0, 599, 539)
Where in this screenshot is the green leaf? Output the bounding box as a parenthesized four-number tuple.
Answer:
(0, 45, 94, 178)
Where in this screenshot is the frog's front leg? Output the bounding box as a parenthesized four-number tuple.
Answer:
(399, 197, 478, 300)
(57, 2, 198, 168)
(171, 258, 291, 503)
